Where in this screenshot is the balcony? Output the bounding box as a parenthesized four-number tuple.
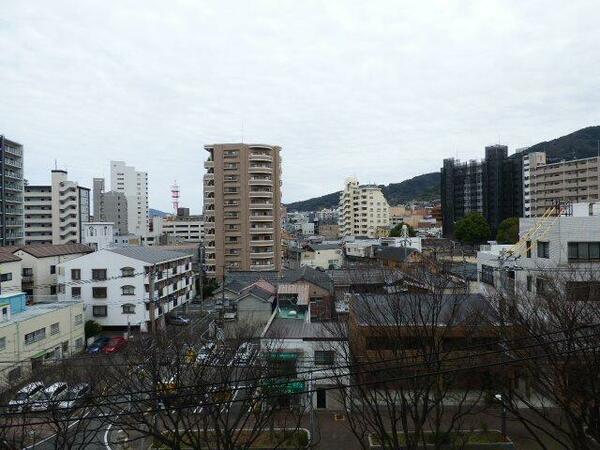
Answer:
(249, 153, 272, 162)
(249, 191, 273, 198)
(4, 171, 22, 180)
(4, 146, 22, 157)
(6, 208, 23, 215)
(250, 263, 275, 270)
(249, 166, 272, 174)
(251, 251, 273, 258)
(249, 177, 273, 185)
(251, 239, 274, 246)
(204, 173, 214, 181)
(4, 182, 23, 191)
(250, 227, 274, 234)
(250, 203, 272, 209)
(204, 160, 214, 169)
(250, 216, 273, 222)
(1, 158, 22, 168)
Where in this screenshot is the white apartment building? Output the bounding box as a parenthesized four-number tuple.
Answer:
(110, 161, 149, 237)
(0, 253, 23, 294)
(57, 247, 195, 331)
(339, 177, 390, 238)
(478, 202, 600, 298)
(150, 215, 204, 244)
(522, 152, 546, 217)
(12, 244, 94, 297)
(24, 170, 91, 245)
(82, 222, 115, 251)
(0, 293, 84, 388)
(289, 243, 344, 270)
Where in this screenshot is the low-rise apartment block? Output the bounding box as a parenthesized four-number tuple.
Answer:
(0, 293, 84, 388)
(289, 243, 343, 270)
(58, 247, 195, 331)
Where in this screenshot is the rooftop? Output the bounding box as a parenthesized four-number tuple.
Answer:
(0, 301, 82, 329)
(12, 244, 94, 258)
(264, 316, 343, 340)
(376, 246, 418, 263)
(107, 246, 194, 263)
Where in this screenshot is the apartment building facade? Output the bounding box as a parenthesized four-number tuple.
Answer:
(82, 222, 115, 250)
(522, 152, 546, 217)
(529, 155, 600, 216)
(57, 247, 195, 330)
(93, 177, 129, 236)
(24, 170, 90, 245)
(441, 145, 523, 238)
(203, 143, 282, 279)
(150, 209, 204, 244)
(0, 136, 24, 246)
(110, 161, 148, 236)
(339, 177, 390, 238)
(0, 293, 85, 388)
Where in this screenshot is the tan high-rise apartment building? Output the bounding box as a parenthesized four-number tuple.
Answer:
(530, 155, 600, 216)
(203, 144, 282, 279)
(339, 177, 390, 238)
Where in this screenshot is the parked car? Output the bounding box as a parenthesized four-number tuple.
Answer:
(102, 336, 127, 354)
(166, 314, 190, 326)
(58, 383, 91, 410)
(8, 382, 45, 412)
(233, 342, 257, 366)
(87, 336, 111, 354)
(30, 382, 68, 412)
(195, 342, 216, 364)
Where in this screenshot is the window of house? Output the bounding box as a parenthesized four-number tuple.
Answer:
(526, 275, 533, 292)
(71, 269, 81, 280)
(121, 267, 135, 277)
(92, 305, 107, 317)
(50, 285, 57, 295)
(71, 287, 81, 298)
(22, 268, 33, 277)
(122, 304, 135, 314)
(121, 285, 135, 296)
(314, 351, 335, 366)
(58, 284, 65, 294)
(50, 265, 56, 274)
(25, 328, 46, 345)
(50, 322, 60, 335)
(75, 314, 83, 325)
(537, 241, 550, 259)
(92, 269, 107, 281)
(568, 242, 600, 261)
(526, 241, 531, 258)
(92, 287, 107, 299)
(0, 273, 12, 282)
(0, 336, 5, 351)
(481, 265, 494, 285)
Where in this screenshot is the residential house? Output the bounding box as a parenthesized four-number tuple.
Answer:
(289, 243, 343, 270)
(375, 246, 419, 269)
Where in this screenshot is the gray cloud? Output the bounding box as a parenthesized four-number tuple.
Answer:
(1, 0, 599, 211)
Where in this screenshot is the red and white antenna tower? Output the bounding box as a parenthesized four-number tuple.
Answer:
(171, 180, 180, 214)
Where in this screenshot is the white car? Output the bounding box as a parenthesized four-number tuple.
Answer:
(8, 382, 45, 412)
(30, 382, 68, 412)
(58, 384, 91, 410)
(195, 342, 216, 364)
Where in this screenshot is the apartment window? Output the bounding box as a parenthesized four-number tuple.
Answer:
(526, 275, 533, 292)
(50, 265, 56, 275)
(122, 304, 136, 314)
(481, 265, 494, 285)
(0, 337, 5, 351)
(568, 242, 600, 261)
(92, 306, 107, 317)
(71, 269, 81, 280)
(537, 241, 550, 259)
(92, 269, 107, 281)
(74, 314, 83, 325)
(0, 273, 12, 282)
(121, 267, 135, 277)
(50, 322, 60, 336)
(314, 351, 335, 366)
(22, 268, 33, 277)
(526, 241, 531, 258)
(93, 287, 107, 299)
(121, 285, 135, 296)
(25, 328, 46, 345)
(71, 287, 81, 298)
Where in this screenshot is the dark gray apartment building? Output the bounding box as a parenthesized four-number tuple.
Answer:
(0, 135, 24, 246)
(441, 145, 523, 238)
(92, 178, 128, 236)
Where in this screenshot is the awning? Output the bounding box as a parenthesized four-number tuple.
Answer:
(262, 378, 306, 395)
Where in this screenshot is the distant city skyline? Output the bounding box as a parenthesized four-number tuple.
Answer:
(1, 1, 600, 212)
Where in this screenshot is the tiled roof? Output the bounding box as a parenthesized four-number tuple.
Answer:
(376, 246, 418, 263)
(15, 244, 94, 258)
(0, 252, 21, 263)
(107, 247, 193, 264)
(226, 267, 334, 293)
(263, 317, 344, 340)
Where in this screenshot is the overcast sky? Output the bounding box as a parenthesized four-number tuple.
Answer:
(1, 1, 599, 212)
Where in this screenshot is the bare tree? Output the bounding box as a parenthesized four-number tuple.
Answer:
(326, 265, 492, 450)
(489, 267, 600, 450)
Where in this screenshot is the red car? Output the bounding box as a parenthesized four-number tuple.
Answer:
(102, 337, 127, 354)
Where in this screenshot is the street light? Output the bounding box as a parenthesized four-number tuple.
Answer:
(495, 393, 507, 440)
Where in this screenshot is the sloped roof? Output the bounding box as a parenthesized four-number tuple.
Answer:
(107, 247, 192, 263)
(226, 266, 334, 293)
(376, 246, 418, 263)
(15, 244, 93, 258)
(278, 283, 310, 305)
(307, 243, 340, 251)
(0, 252, 21, 263)
(241, 286, 275, 303)
(264, 317, 344, 340)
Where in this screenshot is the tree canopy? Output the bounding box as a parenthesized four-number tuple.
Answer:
(389, 223, 416, 237)
(496, 217, 519, 244)
(454, 213, 490, 245)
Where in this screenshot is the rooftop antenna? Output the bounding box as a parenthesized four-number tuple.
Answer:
(171, 180, 180, 215)
(54, 159, 57, 170)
